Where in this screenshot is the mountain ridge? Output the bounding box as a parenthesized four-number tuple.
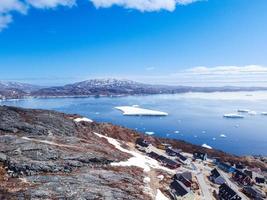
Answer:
(1, 79, 267, 99)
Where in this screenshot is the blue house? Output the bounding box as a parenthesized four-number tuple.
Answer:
(217, 162, 236, 173)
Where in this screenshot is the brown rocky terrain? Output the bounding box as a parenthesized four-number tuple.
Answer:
(0, 106, 149, 199)
(0, 105, 266, 199)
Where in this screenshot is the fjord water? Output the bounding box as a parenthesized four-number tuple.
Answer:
(1, 92, 267, 156)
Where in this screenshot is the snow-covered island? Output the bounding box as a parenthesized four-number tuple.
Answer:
(115, 106, 168, 116)
(223, 113, 244, 119)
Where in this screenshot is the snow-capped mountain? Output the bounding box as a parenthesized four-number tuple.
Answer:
(0, 81, 42, 99)
(0, 81, 42, 93)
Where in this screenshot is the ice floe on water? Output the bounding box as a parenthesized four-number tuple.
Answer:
(174, 130, 180, 134)
(115, 106, 168, 116)
(223, 113, 244, 119)
(145, 131, 155, 135)
(74, 117, 93, 123)
(248, 111, 257, 115)
(261, 112, 267, 115)
(202, 143, 212, 149)
(219, 134, 227, 138)
(237, 109, 250, 113)
(212, 137, 216, 141)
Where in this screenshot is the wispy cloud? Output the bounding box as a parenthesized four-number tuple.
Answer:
(0, 0, 202, 32)
(130, 65, 267, 87)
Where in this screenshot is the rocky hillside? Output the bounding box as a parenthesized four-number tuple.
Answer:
(0, 106, 149, 199)
(0, 106, 266, 199)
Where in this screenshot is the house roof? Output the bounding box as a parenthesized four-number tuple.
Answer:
(211, 168, 221, 179)
(255, 177, 265, 183)
(158, 155, 179, 166)
(219, 183, 241, 199)
(135, 138, 150, 147)
(166, 147, 181, 154)
(243, 186, 266, 199)
(244, 170, 253, 178)
(177, 175, 192, 186)
(193, 151, 207, 159)
(177, 153, 187, 161)
(181, 171, 192, 181)
(171, 180, 189, 197)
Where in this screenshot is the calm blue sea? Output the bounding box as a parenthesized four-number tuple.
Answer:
(1, 92, 267, 156)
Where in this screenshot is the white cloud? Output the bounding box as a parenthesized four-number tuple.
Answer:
(130, 65, 267, 87)
(0, 14, 12, 31)
(27, 0, 76, 9)
(0, 0, 201, 31)
(186, 65, 267, 75)
(89, 0, 201, 12)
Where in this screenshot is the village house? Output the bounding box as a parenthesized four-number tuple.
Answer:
(135, 138, 151, 151)
(193, 151, 207, 161)
(235, 163, 245, 170)
(147, 151, 160, 160)
(218, 183, 241, 200)
(243, 186, 266, 200)
(166, 147, 182, 157)
(157, 155, 180, 169)
(217, 162, 236, 173)
(174, 172, 193, 188)
(232, 170, 253, 186)
(255, 177, 265, 184)
(170, 180, 195, 200)
(176, 153, 189, 165)
(209, 168, 226, 185)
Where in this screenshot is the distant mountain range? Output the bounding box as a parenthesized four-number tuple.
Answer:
(1, 79, 267, 99)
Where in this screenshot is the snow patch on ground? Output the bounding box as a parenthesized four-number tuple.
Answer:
(145, 131, 155, 135)
(156, 189, 169, 200)
(202, 143, 212, 149)
(115, 106, 168, 116)
(143, 177, 151, 183)
(74, 117, 93, 123)
(93, 132, 174, 173)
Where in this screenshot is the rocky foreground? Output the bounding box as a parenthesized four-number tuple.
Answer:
(0, 106, 266, 199)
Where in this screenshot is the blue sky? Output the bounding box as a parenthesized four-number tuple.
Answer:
(0, 0, 267, 86)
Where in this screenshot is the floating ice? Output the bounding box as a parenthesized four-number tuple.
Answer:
(220, 134, 227, 138)
(223, 113, 244, 119)
(115, 106, 168, 116)
(237, 109, 250, 113)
